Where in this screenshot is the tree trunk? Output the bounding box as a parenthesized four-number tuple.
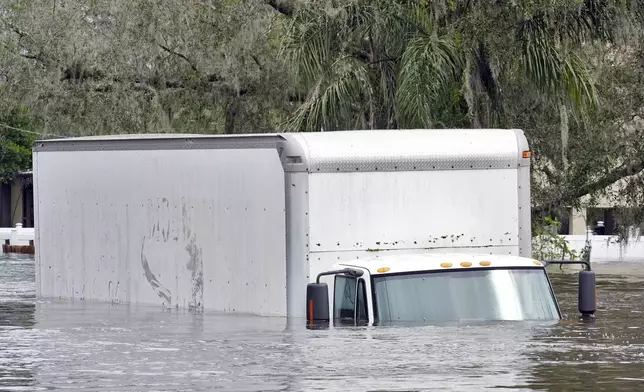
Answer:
(560, 104, 569, 171)
(225, 100, 240, 134)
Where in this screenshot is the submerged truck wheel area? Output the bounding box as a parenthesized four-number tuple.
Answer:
(31, 129, 596, 327)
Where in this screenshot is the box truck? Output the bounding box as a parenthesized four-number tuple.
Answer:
(32, 129, 595, 326)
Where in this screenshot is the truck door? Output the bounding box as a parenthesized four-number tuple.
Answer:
(333, 270, 371, 326)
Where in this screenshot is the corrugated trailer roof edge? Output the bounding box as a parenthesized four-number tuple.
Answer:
(33, 133, 286, 152)
(33, 129, 529, 172)
(36, 132, 285, 142)
(34, 128, 523, 145)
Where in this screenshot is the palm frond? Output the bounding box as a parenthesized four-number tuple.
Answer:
(280, 8, 339, 89)
(518, 20, 598, 113)
(376, 56, 399, 127)
(280, 56, 373, 132)
(557, 0, 617, 44)
(522, 0, 644, 47)
(396, 31, 463, 128)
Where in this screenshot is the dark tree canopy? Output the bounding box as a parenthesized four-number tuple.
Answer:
(0, 106, 37, 183)
(1, 0, 644, 235)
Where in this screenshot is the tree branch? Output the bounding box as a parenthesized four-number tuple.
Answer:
(251, 54, 263, 71)
(534, 156, 644, 214)
(539, 164, 561, 186)
(60, 62, 105, 82)
(6, 23, 28, 39)
(157, 44, 198, 73)
(54, 62, 258, 98)
(264, 0, 295, 16)
(19, 53, 45, 63)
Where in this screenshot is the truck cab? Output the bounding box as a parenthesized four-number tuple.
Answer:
(307, 253, 595, 327)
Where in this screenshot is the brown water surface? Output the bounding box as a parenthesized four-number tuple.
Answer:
(1, 254, 643, 391)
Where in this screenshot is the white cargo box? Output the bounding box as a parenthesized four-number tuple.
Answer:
(33, 129, 531, 317)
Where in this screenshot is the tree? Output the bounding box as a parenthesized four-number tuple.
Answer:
(275, 0, 611, 131)
(530, 39, 644, 237)
(3, 0, 644, 235)
(0, 106, 38, 183)
(273, 0, 644, 233)
(0, 0, 294, 136)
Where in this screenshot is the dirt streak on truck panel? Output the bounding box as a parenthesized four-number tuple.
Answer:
(139, 197, 205, 311)
(182, 199, 204, 312)
(140, 241, 172, 306)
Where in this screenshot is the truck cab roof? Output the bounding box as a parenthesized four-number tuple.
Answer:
(339, 253, 544, 276)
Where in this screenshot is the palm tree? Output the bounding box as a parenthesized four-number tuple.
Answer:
(277, 0, 639, 133)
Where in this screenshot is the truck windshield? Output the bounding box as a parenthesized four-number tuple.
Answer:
(373, 268, 560, 323)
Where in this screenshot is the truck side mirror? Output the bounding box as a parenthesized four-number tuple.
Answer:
(306, 283, 329, 327)
(578, 270, 596, 318)
(306, 267, 362, 329)
(541, 260, 597, 319)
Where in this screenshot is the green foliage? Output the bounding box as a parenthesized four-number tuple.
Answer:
(278, 0, 612, 132)
(517, 18, 598, 111)
(277, 0, 644, 236)
(0, 0, 294, 135)
(396, 16, 464, 128)
(0, 106, 38, 184)
(3, 0, 644, 236)
(532, 216, 580, 261)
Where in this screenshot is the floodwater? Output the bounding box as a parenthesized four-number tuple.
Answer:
(1, 255, 644, 391)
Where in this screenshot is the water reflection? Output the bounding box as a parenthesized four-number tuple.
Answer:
(0, 254, 36, 390)
(0, 255, 643, 391)
(515, 268, 644, 391)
